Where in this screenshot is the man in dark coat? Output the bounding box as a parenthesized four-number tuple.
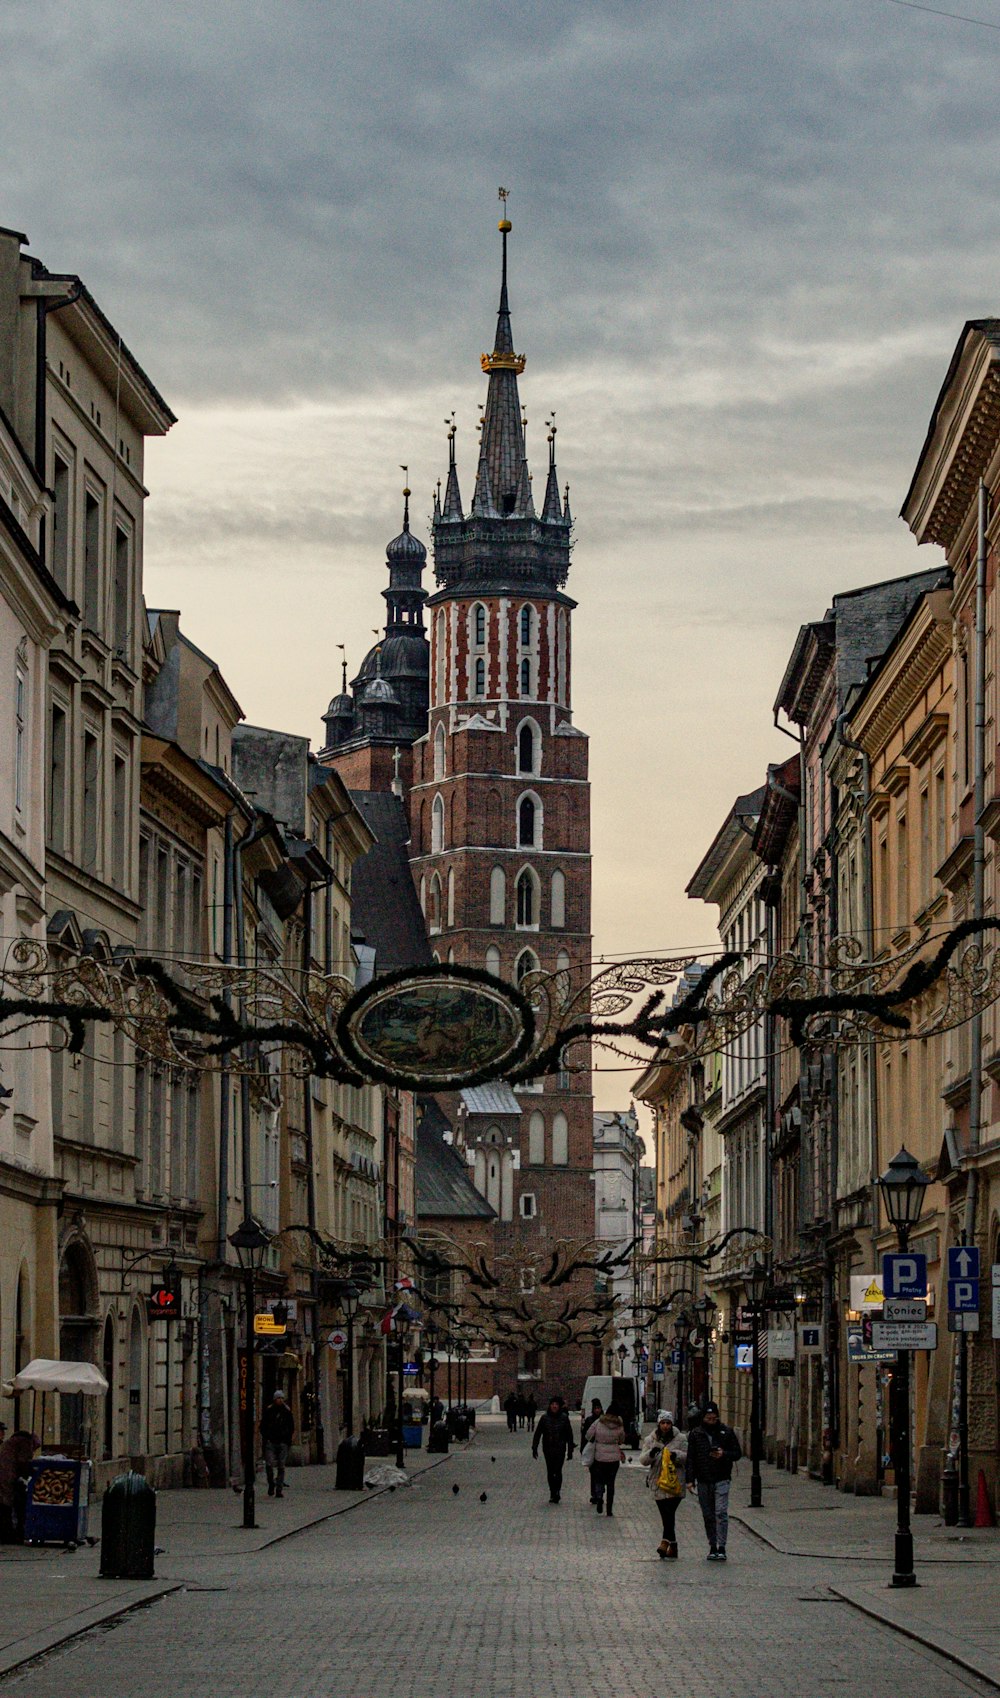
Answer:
(531, 1396, 575, 1503)
(260, 1390, 295, 1498)
(685, 1401, 741, 1560)
(503, 1391, 518, 1433)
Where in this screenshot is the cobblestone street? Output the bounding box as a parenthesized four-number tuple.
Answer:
(4, 1423, 996, 1698)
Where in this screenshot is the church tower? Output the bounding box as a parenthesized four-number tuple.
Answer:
(408, 206, 594, 1397)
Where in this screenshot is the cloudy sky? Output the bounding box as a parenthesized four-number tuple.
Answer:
(3, 0, 998, 1102)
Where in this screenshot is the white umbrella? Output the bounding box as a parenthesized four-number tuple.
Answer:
(11, 1359, 109, 1396)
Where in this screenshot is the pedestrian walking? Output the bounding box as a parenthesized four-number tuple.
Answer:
(525, 1393, 537, 1425)
(640, 1410, 687, 1558)
(590, 1405, 626, 1517)
(685, 1401, 741, 1561)
(531, 1396, 575, 1503)
(503, 1391, 518, 1433)
(0, 1429, 39, 1544)
(580, 1397, 603, 1504)
(515, 1392, 528, 1431)
(260, 1389, 294, 1499)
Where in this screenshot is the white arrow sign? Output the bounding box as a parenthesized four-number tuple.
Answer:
(953, 1249, 976, 1278)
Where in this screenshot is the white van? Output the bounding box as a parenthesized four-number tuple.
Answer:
(580, 1374, 642, 1447)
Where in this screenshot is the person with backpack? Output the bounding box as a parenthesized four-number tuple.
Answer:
(685, 1401, 742, 1560)
(640, 1410, 687, 1558)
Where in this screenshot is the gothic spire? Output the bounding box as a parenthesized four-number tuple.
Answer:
(541, 416, 562, 523)
(478, 192, 529, 516)
(441, 415, 463, 521)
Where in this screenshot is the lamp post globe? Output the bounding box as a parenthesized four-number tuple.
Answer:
(879, 1146, 930, 1246)
(228, 1216, 272, 1530)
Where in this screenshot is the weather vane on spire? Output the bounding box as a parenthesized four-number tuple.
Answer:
(498, 186, 511, 233)
(400, 465, 410, 528)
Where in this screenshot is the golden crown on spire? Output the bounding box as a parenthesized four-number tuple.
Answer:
(481, 349, 526, 373)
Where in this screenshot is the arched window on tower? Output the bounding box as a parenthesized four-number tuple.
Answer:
(435, 610, 446, 704)
(486, 943, 501, 978)
(517, 719, 540, 776)
(474, 657, 486, 698)
(520, 605, 534, 648)
(528, 1111, 545, 1166)
(551, 869, 566, 929)
(552, 1111, 569, 1166)
(431, 793, 445, 854)
(520, 656, 531, 697)
(474, 603, 487, 646)
(516, 867, 538, 929)
(556, 948, 571, 1005)
(428, 873, 442, 934)
(518, 793, 540, 849)
(490, 866, 506, 926)
(434, 723, 446, 781)
(447, 867, 455, 927)
(516, 947, 539, 985)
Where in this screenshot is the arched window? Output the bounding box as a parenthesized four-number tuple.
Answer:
(552, 1111, 569, 1165)
(474, 603, 487, 646)
(419, 874, 426, 916)
(475, 656, 486, 698)
(486, 944, 501, 977)
(528, 1110, 545, 1165)
(429, 873, 442, 933)
(518, 793, 540, 848)
(433, 723, 446, 781)
(520, 605, 534, 647)
(520, 656, 531, 697)
(447, 947, 455, 964)
(435, 610, 446, 703)
(516, 867, 538, 928)
(551, 869, 566, 929)
(431, 793, 445, 854)
(489, 866, 506, 925)
(447, 867, 455, 927)
(556, 948, 571, 1006)
(517, 719, 540, 776)
(516, 947, 539, 985)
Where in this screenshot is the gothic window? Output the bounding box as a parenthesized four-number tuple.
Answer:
(551, 869, 566, 929)
(517, 719, 540, 776)
(516, 867, 538, 928)
(429, 873, 442, 934)
(447, 867, 455, 926)
(520, 604, 534, 647)
(516, 947, 539, 984)
(474, 603, 487, 646)
(490, 866, 506, 925)
(475, 657, 486, 698)
(434, 723, 446, 780)
(520, 656, 531, 697)
(528, 1111, 545, 1165)
(518, 793, 540, 848)
(435, 610, 446, 703)
(431, 793, 445, 854)
(486, 944, 501, 977)
(556, 949, 571, 1006)
(552, 1111, 569, 1165)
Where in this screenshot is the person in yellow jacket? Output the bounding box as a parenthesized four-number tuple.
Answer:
(639, 1411, 687, 1559)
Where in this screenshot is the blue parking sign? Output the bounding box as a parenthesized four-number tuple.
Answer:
(882, 1252, 927, 1297)
(947, 1280, 979, 1313)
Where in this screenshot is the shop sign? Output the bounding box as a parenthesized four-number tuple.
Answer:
(850, 1274, 885, 1312)
(767, 1327, 795, 1361)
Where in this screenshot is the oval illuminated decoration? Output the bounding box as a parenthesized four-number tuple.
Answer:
(337, 965, 533, 1090)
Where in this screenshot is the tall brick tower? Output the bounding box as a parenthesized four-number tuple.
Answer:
(408, 207, 595, 1399)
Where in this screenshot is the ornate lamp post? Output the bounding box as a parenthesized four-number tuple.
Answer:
(694, 1293, 717, 1408)
(425, 1320, 438, 1417)
(879, 1146, 930, 1588)
(393, 1308, 408, 1469)
(616, 1341, 628, 1379)
(457, 1340, 470, 1409)
(228, 1215, 272, 1530)
(336, 1281, 360, 1439)
(746, 1257, 770, 1509)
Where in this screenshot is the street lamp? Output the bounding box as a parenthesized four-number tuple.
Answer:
(228, 1215, 272, 1530)
(878, 1146, 929, 1588)
(746, 1257, 770, 1509)
(694, 1293, 717, 1407)
(616, 1341, 628, 1378)
(393, 1307, 409, 1469)
(334, 1281, 361, 1439)
(425, 1320, 438, 1418)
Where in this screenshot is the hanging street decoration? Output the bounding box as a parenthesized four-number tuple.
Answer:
(3, 920, 1000, 1092)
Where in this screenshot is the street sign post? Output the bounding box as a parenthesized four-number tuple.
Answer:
(948, 1313, 980, 1333)
(871, 1320, 938, 1351)
(884, 1299, 924, 1322)
(882, 1253, 928, 1298)
(328, 1328, 348, 1351)
(767, 1327, 795, 1361)
(253, 1312, 285, 1336)
(947, 1280, 980, 1313)
(847, 1324, 896, 1364)
(947, 1246, 980, 1282)
(850, 1274, 886, 1311)
(653, 1359, 664, 1378)
(735, 1344, 753, 1371)
(798, 1324, 822, 1353)
(993, 1288, 1000, 1339)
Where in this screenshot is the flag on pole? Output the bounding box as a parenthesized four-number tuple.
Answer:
(380, 1303, 403, 1336)
(395, 1276, 416, 1292)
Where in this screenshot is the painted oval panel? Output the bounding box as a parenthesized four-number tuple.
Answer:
(342, 971, 529, 1087)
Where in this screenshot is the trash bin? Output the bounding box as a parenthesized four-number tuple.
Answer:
(99, 1471, 156, 1579)
(366, 1427, 391, 1457)
(451, 1412, 470, 1442)
(402, 1423, 423, 1450)
(335, 1436, 366, 1490)
(464, 1406, 477, 1430)
(428, 1420, 450, 1454)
